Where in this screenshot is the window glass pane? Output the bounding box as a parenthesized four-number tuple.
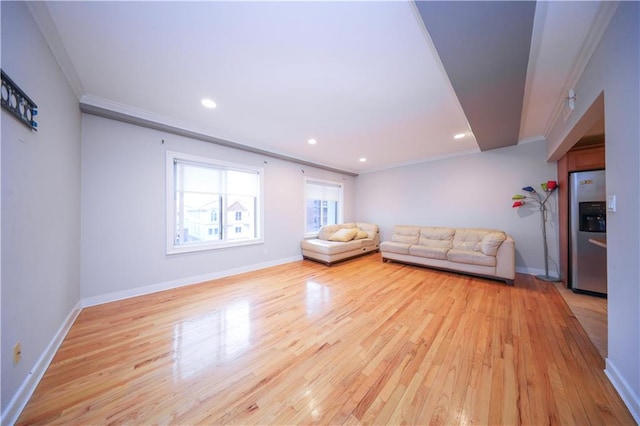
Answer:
(169, 153, 262, 253)
(175, 162, 223, 245)
(304, 179, 343, 234)
(306, 199, 322, 233)
(178, 192, 221, 244)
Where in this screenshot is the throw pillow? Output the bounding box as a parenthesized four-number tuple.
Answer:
(354, 230, 369, 240)
(329, 228, 358, 242)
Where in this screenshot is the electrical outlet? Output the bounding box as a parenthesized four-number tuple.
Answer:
(13, 342, 22, 365)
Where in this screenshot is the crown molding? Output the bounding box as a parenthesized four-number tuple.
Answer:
(79, 95, 359, 177)
(517, 135, 547, 146)
(26, 2, 84, 100)
(543, 1, 620, 138)
(358, 147, 481, 175)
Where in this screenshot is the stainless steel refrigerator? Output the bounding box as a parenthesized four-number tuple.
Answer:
(569, 170, 607, 295)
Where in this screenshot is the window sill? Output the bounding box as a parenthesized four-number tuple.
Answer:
(167, 238, 264, 255)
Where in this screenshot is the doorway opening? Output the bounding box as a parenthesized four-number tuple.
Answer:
(556, 92, 607, 358)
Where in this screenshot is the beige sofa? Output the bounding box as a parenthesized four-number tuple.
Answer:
(301, 222, 380, 265)
(380, 225, 515, 285)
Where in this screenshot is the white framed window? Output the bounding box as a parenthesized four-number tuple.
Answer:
(304, 177, 343, 237)
(166, 151, 263, 254)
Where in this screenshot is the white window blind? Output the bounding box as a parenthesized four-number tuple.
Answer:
(305, 180, 343, 202)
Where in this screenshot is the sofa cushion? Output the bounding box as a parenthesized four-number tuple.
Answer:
(409, 244, 449, 260)
(301, 239, 363, 255)
(329, 228, 358, 242)
(391, 225, 420, 245)
(480, 231, 507, 256)
(453, 228, 500, 251)
(419, 227, 455, 248)
(447, 248, 496, 267)
(380, 241, 411, 255)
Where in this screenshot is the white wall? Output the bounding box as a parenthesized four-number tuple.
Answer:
(1, 1, 82, 416)
(547, 3, 640, 421)
(80, 115, 355, 301)
(355, 140, 559, 276)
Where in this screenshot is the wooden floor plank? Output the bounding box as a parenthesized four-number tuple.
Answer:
(16, 253, 635, 425)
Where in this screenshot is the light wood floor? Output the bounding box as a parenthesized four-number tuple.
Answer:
(18, 253, 634, 425)
(554, 283, 608, 360)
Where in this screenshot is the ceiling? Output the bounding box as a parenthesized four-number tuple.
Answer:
(29, 1, 611, 175)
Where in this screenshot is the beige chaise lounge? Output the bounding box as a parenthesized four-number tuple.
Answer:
(301, 222, 380, 265)
(380, 225, 515, 285)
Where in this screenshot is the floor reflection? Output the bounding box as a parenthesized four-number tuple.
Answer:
(303, 388, 322, 420)
(306, 281, 331, 316)
(172, 300, 250, 380)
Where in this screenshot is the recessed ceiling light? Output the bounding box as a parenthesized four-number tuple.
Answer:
(308, 139, 317, 145)
(454, 133, 466, 139)
(359, 157, 367, 162)
(201, 98, 217, 109)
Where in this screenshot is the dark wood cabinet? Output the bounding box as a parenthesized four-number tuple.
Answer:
(566, 145, 605, 171)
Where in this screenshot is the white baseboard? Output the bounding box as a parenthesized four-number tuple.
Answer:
(605, 358, 640, 424)
(82, 255, 303, 308)
(1, 301, 82, 426)
(515, 265, 561, 278)
(516, 266, 542, 275)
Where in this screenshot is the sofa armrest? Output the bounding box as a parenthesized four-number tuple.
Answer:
(495, 236, 515, 280)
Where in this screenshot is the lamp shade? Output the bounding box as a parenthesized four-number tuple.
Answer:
(522, 186, 536, 193)
(512, 194, 526, 200)
(512, 201, 525, 208)
(547, 180, 557, 190)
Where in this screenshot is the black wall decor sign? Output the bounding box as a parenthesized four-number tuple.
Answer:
(1, 69, 38, 131)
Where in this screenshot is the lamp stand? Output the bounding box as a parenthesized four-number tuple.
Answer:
(513, 181, 562, 283)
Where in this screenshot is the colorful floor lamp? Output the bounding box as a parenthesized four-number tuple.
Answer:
(512, 180, 561, 282)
